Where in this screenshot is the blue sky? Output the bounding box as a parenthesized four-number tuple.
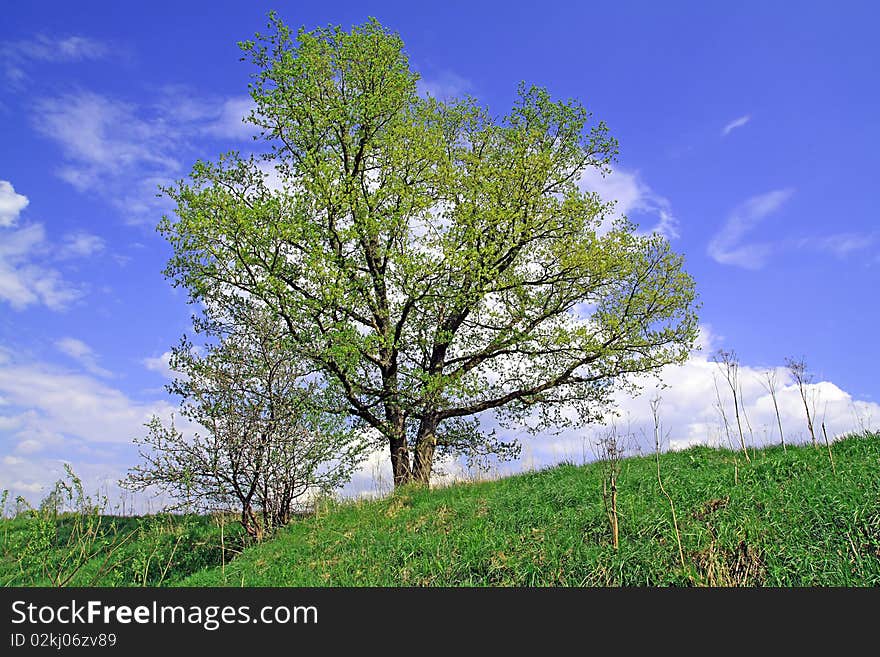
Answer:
(2, 1, 878, 504)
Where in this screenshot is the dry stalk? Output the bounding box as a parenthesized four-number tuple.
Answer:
(650, 397, 686, 571)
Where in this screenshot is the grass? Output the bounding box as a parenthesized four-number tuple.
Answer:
(0, 513, 246, 586)
(3, 433, 879, 586)
(183, 433, 880, 586)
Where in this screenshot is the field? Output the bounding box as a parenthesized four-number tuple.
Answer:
(3, 434, 879, 587)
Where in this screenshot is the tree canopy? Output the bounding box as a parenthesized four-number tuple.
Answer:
(160, 14, 699, 486)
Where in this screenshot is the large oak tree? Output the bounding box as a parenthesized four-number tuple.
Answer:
(161, 15, 699, 487)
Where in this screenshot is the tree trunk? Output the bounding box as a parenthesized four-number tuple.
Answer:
(390, 435, 412, 486)
(412, 415, 438, 485)
(241, 505, 263, 541)
(385, 405, 413, 487)
(387, 411, 411, 487)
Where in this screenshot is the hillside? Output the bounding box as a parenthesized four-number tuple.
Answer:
(182, 434, 880, 586)
(3, 434, 878, 587)
(0, 513, 247, 587)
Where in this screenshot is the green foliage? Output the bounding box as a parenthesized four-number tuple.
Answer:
(159, 14, 699, 484)
(177, 433, 880, 587)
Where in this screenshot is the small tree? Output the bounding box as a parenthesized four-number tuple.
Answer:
(785, 356, 817, 447)
(124, 310, 367, 540)
(596, 427, 627, 550)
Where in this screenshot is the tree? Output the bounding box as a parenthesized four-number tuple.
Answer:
(596, 427, 626, 550)
(123, 309, 366, 539)
(160, 14, 699, 487)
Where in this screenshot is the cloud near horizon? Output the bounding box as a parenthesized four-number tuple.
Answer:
(457, 325, 879, 480)
(0, 346, 186, 508)
(5, 324, 875, 508)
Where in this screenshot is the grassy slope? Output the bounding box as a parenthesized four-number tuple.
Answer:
(0, 514, 245, 587)
(180, 434, 880, 586)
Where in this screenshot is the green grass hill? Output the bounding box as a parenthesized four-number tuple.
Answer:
(3, 433, 879, 586)
(184, 433, 880, 586)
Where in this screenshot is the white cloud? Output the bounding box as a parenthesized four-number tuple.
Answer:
(339, 319, 880, 498)
(0, 361, 164, 445)
(202, 96, 259, 141)
(633, 356, 876, 453)
(579, 166, 680, 239)
(55, 337, 113, 378)
(33, 92, 186, 225)
(0, 180, 29, 227)
(1, 34, 108, 82)
(708, 188, 794, 269)
(498, 328, 880, 472)
(7, 35, 108, 62)
(10, 480, 44, 494)
(340, 331, 880, 498)
(709, 189, 875, 268)
(3, 324, 877, 506)
(35, 92, 181, 194)
(417, 71, 472, 100)
(16, 438, 48, 454)
(797, 232, 876, 258)
(0, 350, 185, 501)
(693, 323, 721, 352)
(58, 232, 106, 259)
(721, 114, 751, 137)
(0, 183, 101, 312)
(0, 223, 82, 310)
(143, 351, 175, 380)
(34, 90, 261, 224)
(1, 222, 45, 257)
(52, 36, 108, 60)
